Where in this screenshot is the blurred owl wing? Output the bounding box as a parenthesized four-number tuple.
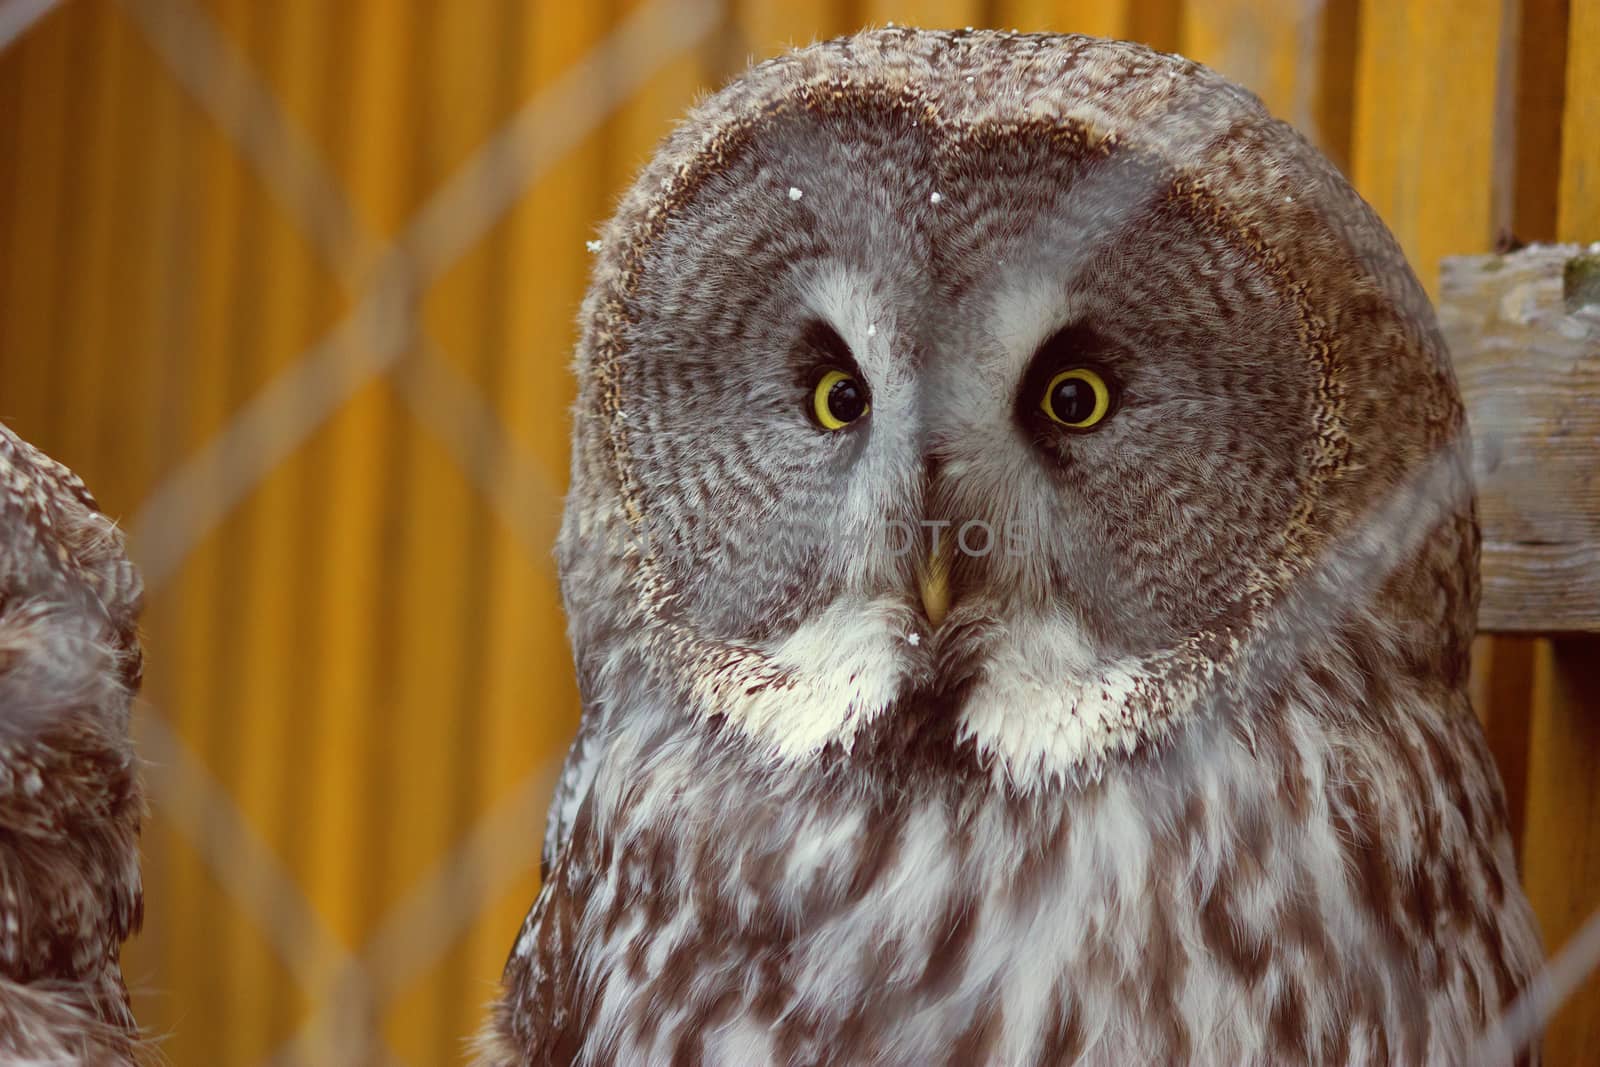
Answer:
(0, 424, 144, 1062)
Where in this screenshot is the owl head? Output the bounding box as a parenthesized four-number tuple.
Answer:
(558, 29, 1472, 790)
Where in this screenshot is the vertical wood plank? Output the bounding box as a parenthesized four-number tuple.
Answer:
(52, 4, 124, 489)
(93, 12, 184, 512)
(1502, 0, 1570, 243)
(1125, 0, 1184, 52)
(609, 0, 721, 183)
(863, 0, 984, 28)
(0, 43, 15, 314)
(1557, 0, 1597, 239)
(1470, 635, 1536, 860)
(738, 0, 857, 58)
(1178, 0, 1361, 175)
(1314, 0, 1359, 175)
(1522, 640, 1600, 1062)
(296, 1, 418, 1061)
(1, 8, 72, 451)
(996, 0, 1136, 36)
(1350, 0, 1504, 298)
(34, 4, 95, 457)
(1182, 0, 1321, 139)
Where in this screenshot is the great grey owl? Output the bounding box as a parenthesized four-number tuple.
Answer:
(482, 28, 1543, 1066)
(0, 422, 144, 1062)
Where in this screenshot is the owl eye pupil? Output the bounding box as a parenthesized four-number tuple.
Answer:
(828, 378, 866, 422)
(810, 368, 870, 430)
(1036, 365, 1114, 429)
(1051, 378, 1093, 423)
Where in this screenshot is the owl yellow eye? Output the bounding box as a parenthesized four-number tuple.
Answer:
(811, 369, 869, 430)
(1040, 367, 1113, 429)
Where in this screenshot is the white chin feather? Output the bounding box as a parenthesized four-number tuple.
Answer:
(702, 594, 914, 759)
(956, 613, 1205, 786)
(960, 655, 1156, 784)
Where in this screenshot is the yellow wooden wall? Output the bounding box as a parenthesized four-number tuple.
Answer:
(0, 1, 1594, 1063)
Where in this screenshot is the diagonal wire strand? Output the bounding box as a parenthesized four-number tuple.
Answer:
(0, 0, 58, 53)
(1469, 902, 1600, 1064)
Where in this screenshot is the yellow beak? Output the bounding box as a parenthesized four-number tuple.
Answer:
(919, 539, 951, 628)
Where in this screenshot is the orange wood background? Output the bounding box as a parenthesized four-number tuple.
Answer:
(0, 1, 1594, 1063)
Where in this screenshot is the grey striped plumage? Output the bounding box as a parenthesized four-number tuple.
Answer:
(483, 28, 1542, 1065)
(0, 423, 145, 1063)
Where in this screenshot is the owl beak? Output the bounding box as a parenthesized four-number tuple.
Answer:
(918, 540, 951, 628)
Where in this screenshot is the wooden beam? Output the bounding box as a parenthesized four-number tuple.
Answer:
(1439, 243, 1600, 634)
(1522, 641, 1600, 1061)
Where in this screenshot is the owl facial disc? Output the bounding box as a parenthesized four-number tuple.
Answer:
(560, 28, 1466, 789)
